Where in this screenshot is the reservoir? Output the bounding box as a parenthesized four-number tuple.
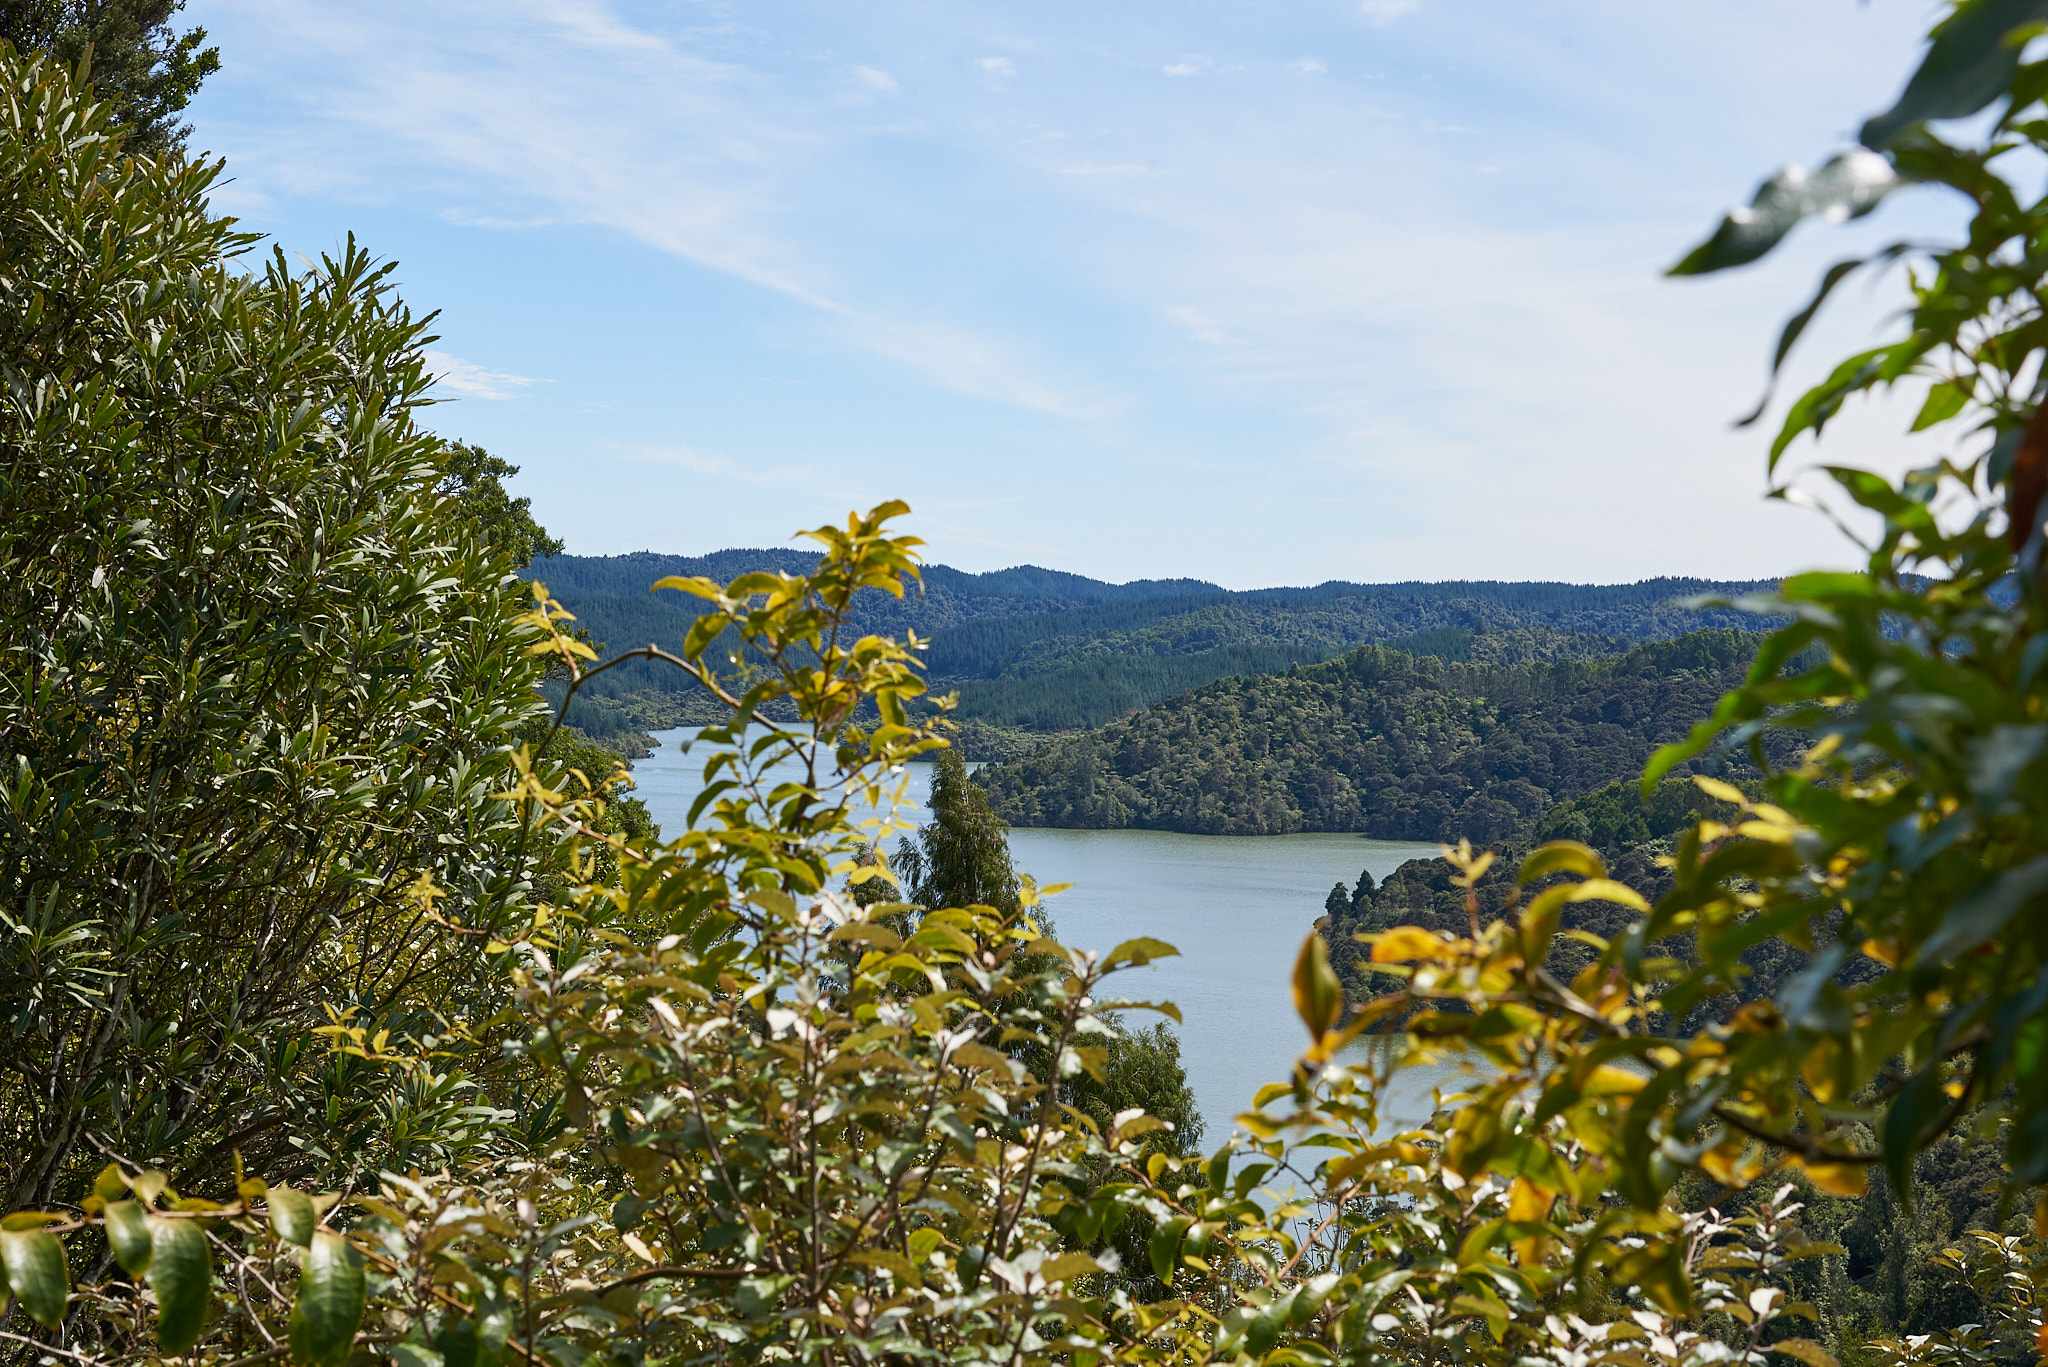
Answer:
(628, 729, 1452, 1144)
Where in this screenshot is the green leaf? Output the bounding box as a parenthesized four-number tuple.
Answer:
(288, 1231, 366, 1367)
(1861, 0, 2048, 149)
(1106, 936, 1179, 969)
(104, 1200, 153, 1275)
(1670, 151, 1896, 276)
(1771, 1339, 1842, 1367)
(1291, 931, 1343, 1043)
(1920, 855, 2048, 963)
(1912, 379, 1973, 431)
(734, 1274, 794, 1317)
(147, 1215, 212, 1354)
(0, 1228, 69, 1327)
(268, 1185, 316, 1248)
(1149, 1216, 1192, 1285)
(435, 1318, 481, 1367)
(1518, 841, 1604, 886)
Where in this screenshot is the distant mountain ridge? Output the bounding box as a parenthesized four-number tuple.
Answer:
(531, 549, 1222, 603)
(521, 549, 1783, 748)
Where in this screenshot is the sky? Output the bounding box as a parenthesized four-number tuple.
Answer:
(181, 0, 1966, 588)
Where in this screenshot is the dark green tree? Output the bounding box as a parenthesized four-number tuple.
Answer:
(0, 50, 569, 1209)
(896, 748, 1022, 915)
(1324, 881, 1349, 921)
(0, 0, 217, 155)
(439, 440, 565, 569)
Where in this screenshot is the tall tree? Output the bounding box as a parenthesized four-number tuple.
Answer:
(0, 0, 217, 156)
(439, 440, 565, 569)
(0, 50, 563, 1208)
(896, 748, 1022, 915)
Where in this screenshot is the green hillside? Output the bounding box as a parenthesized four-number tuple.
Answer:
(524, 550, 1778, 748)
(974, 629, 1761, 839)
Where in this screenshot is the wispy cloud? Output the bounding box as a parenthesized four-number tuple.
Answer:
(191, 0, 1953, 582)
(438, 208, 555, 230)
(1055, 162, 1160, 177)
(425, 351, 542, 400)
(1167, 307, 1231, 345)
(200, 1, 1094, 418)
(1358, 0, 1419, 26)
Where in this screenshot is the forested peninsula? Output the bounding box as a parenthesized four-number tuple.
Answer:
(975, 629, 1760, 839)
(528, 547, 1776, 755)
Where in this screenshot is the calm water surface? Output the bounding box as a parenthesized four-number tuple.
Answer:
(629, 730, 1459, 1143)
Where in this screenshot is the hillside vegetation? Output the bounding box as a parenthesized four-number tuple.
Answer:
(976, 630, 1759, 839)
(526, 547, 1776, 746)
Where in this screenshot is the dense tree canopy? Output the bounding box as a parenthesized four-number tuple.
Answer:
(0, 0, 216, 154)
(978, 630, 1763, 839)
(528, 548, 1776, 743)
(0, 44, 590, 1214)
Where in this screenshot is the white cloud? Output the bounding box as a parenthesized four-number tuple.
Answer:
(853, 65, 898, 93)
(424, 351, 542, 400)
(1358, 0, 1419, 25)
(1163, 63, 1200, 77)
(1056, 162, 1160, 176)
(1167, 307, 1231, 345)
(191, 0, 1958, 581)
(438, 208, 555, 230)
(199, 1, 1093, 418)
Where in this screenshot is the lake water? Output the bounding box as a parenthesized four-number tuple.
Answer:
(628, 730, 1455, 1144)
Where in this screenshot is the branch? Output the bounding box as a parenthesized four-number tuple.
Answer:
(0, 1330, 104, 1367)
(594, 1264, 750, 1295)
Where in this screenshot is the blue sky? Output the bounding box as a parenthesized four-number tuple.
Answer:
(182, 1, 1958, 587)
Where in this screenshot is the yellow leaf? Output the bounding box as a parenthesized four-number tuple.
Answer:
(1583, 1064, 1647, 1096)
(1567, 878, 1650, 912)
(1791, 1157, 1868, 1198)
(1508, 1175, 1554, 1222)
(1371, 926, 1447, 964)
(1694, 776, 1748, 805)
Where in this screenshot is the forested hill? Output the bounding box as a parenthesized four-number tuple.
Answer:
(974, 630, 1760, 840)
(524, 549, 1779, 748)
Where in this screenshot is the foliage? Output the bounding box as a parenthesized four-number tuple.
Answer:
(0, 47, 580, 1219)
(894, 748, 1024, 916)
(437, 443, 565, 570)
(978, 631, 1763, 839)
(0, 3, 215, 155)
(526, 549, 1776, 744)
(23, 6, 2048, 1367)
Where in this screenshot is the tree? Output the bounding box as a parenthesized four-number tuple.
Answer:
(0, 1, 216, 155)
(0, 48, 571, 1214)
(438, 441, 565, 569)
(896, 747, 1023, 915)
